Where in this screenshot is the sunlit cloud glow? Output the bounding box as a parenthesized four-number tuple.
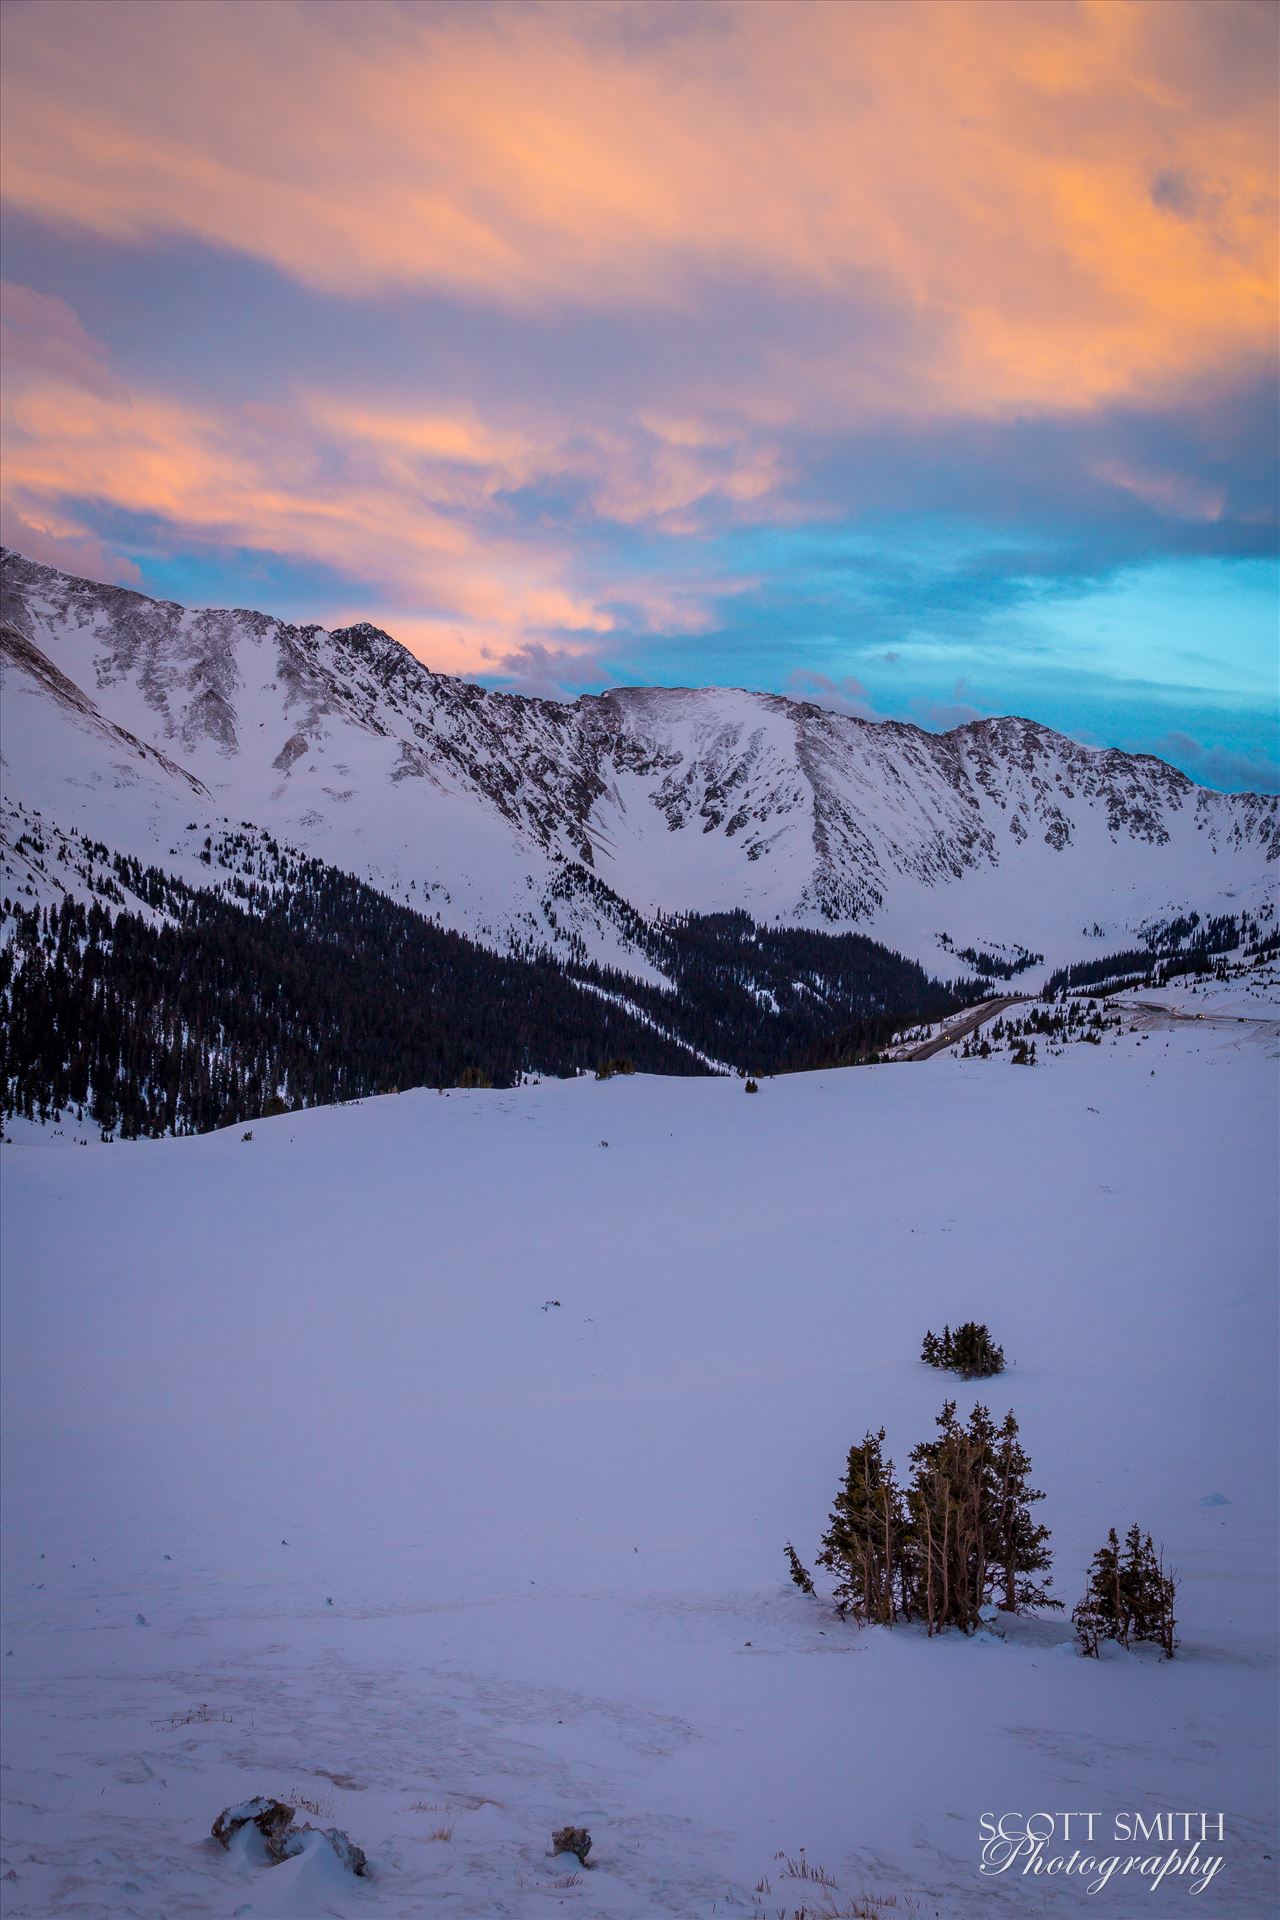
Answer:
(0, 0, 1275, 779)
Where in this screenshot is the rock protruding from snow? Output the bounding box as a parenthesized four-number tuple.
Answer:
(281, 1825, 370, 1877)
(551, 1824, 592, 1865)
(211, 1796, 295, 1857)
(211, 1798, 369, 1877)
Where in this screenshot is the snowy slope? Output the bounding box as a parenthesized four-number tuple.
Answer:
(0, 619, 226, 912)
(0, 604, 662, 981)
(1, 1010, 1276, 1917)
(3, 549, 1276, 980)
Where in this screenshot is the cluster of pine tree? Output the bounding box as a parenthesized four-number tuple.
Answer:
(920, 1322, 1006, 1378)
(0, 846, 976, 1138)
(0, 879, 700, 1138)
(1072, 1526, 1177, 1658)
(1045, 908, 1270, 1000)
(599, 904, 983, 1073)
(934, 932, 1043, 981)
(960, 1003, 1117, 1062)
(954, 944, 1043, 980)
(790, 1402, 1180, 1657)
(806, 1402, 1058, 1635)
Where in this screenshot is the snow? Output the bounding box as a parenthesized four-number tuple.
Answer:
(0, 593, 667, 981)
(2, 1011, 1276, 1917)
(5, 554, 1276, 984)
(1113, 960, 1280, 1023)
(220, 1821, 369, 1918)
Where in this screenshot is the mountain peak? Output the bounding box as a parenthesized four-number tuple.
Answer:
(2, 547, 1275, 981)
(329, 619, 403, 655)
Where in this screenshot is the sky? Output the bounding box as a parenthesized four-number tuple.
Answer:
(1, 0, 1276, 790)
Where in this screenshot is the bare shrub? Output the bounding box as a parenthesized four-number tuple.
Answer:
(286, 1789, 336, 1821)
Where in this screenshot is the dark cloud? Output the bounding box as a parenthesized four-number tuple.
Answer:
(1157, 730, 1280, 795)
(784, 670, 879, 719)
(482, 640, 610, 702)
(1151, 169, 1205, 220)
(790, 378, 1279, 577)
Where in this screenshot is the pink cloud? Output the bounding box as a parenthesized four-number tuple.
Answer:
(785, 670, 881, 720)
(0, 499, 141, 587)
(2, 0, 1274, 420)
(0, 283, 119, 396)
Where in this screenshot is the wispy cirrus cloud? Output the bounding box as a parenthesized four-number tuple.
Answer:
(0, 497, 141, 588)
(0, 281, 120, 397)
(0, 384, 603, 671)
(1, 288, 795, 665)
(0, 327, 784, 670)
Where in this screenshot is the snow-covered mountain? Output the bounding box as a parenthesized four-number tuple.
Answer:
(3, 548, 1276, 980)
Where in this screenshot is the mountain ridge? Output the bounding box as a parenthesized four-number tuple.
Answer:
(2, 546, 1275, 984)
(3, 544, 1264, 791)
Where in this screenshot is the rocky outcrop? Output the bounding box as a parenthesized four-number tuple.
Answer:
(211, 1797, 369, 1876)
(4, 547, 1275, 974)
(211, 1797, 295, 1856)
(551, 1824, 592, 1865)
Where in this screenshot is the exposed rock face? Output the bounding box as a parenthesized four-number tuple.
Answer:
(282, 1825, 370, 1877)
(210, 1797, 369, 1875)
(0, 621, 208, 797)
(211, 1797, 295, 1857)
(3, 546, 1276, 978)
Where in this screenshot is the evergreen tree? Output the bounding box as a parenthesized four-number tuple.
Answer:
(903, 1402, 1055, 1633)
(810, 1401, 1057, 1639)
(920, 1328, 943, 1368)
(987, 1410, 1060, 1614)
(906, 1400, 989, 1634)
(1074, 1527, 1125, 1656)
(1120, 1524, 1178, 1658)
(1073, 1525, 1176, 1658)
(784, 1542, 815, 1594)
(920, 1321, 1005, 1378)
(817, 1428, 910, 1626)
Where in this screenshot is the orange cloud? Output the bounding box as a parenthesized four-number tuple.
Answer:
(0, 498, 142, 587)
(1, 0, 1274, 423)
(303, 397, 788, 533)
(2, 348, 759, 669)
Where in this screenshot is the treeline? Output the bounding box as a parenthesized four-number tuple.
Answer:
(792, 988, 977, 1073)
(936, 932, 1042, 980)
(0, 853, 972, 1137)
(605, 907, 981, 1075)
(960, 1000, 1118, 1062)
(0, 883, 695, 1138)
(1046, 908, 1273, 998)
